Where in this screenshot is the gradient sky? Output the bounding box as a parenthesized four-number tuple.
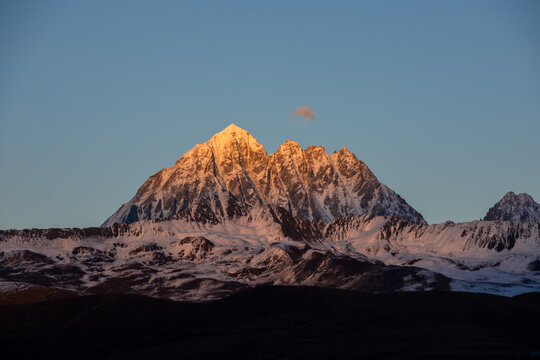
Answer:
(1, 0, 539, 229)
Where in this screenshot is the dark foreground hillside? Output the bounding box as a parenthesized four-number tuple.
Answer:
(1, 286, 539, 360)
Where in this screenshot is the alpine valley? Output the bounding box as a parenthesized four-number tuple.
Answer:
(1, 124, 539, 302)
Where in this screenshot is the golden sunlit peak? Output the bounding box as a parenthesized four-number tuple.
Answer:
(214, 123, 253, 137)
(222, 123, 248, 133)
(212, 123, 251, 138)
(207, 124, 262, 150)
(277, 140, 302, 152)
(224, 123, 241, 130)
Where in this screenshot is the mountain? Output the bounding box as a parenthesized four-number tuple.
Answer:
(102, 124, 425, 227)
(484, 192, 540, 223)
(1, 211, 538, 301)
(1, 125, 539, 303)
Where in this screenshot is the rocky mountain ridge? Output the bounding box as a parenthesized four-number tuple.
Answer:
(103, 124, 425, 226)
(484, 191, 540, 223)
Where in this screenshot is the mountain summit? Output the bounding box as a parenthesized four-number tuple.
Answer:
(102, 124, 425, 226)
(484, 192, 540, 223)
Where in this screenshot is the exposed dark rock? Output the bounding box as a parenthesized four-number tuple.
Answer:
(129, 244, 163, 255)
(484, 191, 540, 223)
(177, 236, 215, 261)
(527, 259, 540, 271)
(0, 250, 55, 265)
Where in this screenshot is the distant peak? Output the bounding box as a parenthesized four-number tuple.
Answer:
(502, 191, 534, 202)
(200, 124, 266, 159)
(336, 147, 352, 155)
(503, 191, 517, 198)
(278, 140, 301, 150)
(332, 147, 359, 162)
(218, 123, 249, 135)
(305, 145, 326, 151)
(224, 123, 242, 131)
(210, 123, 255, 142)
(484, 191, 540, 223)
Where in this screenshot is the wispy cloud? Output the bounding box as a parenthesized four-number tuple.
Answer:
(292, 106, 315, 123)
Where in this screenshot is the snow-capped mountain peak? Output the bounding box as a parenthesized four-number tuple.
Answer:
(102, 125, 425, 227)
(484, 191, 540, 223)
(207, 123, 265, 153)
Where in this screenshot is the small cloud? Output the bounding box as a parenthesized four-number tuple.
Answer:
(292, 105, 315, 123)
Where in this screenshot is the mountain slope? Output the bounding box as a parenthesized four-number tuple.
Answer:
(484, 191, 540, 223)
(2, 210, 538, 301)
(102, 124, 425, 226)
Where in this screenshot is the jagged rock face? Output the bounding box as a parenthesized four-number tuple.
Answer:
(103, 124, 424, 226)
(484, 192, 540, 223)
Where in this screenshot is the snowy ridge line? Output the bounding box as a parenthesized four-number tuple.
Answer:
(2, 209, 540, 254)
(1, 210, 539, 299)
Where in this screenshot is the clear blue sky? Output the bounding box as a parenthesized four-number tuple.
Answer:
(1, 0, 539, 229)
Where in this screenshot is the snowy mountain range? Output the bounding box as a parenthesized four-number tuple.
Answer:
(0, 125, 539, 301)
